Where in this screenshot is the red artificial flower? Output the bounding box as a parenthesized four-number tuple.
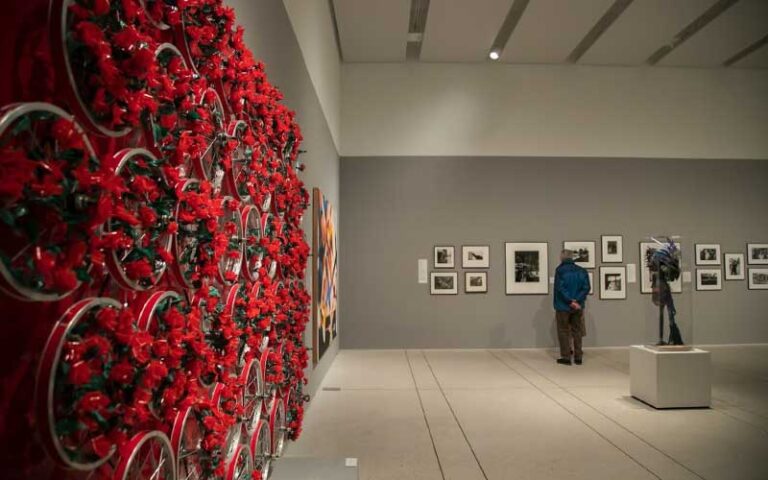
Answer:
(68, 360, 94, 385)
(109, 360, 135, 385)
(125, 258, 154, 280)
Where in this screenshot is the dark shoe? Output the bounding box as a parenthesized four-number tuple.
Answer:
(556, 358, 572, 365)
(574, 358, 583, 365)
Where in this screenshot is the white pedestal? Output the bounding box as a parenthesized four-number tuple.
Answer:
(629, 345, 711, 409)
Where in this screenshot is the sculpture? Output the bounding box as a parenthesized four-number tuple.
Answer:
(646, 237, 684, 346)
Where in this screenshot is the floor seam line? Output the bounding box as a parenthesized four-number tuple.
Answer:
(488, 350, 670, 480)
(493, 350, 707, 480)
(405, 350, 447, 480)
(422, 351, 490, 480)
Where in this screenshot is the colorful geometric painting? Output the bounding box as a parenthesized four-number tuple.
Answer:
(313, 188, 338, 364)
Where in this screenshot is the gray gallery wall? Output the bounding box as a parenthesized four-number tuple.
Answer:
(340, 156, 768, 349)
(228, 0, 340, 395)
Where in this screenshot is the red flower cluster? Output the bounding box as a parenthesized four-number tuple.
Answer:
(2, 0, 313, 476)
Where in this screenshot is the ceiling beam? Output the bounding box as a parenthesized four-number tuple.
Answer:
(566, 0, 634, 64)
(646, 0, 740, 65)
(723, 32, 768, 67)
(327, 0, 344, 62)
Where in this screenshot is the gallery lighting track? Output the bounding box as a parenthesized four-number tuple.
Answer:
(406, 0, 431, 61)
(488, 0, 529, 61)
(566, 0, 635, 64)
(646, 0, 740, 65)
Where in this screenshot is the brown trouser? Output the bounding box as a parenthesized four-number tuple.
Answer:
(556, 310, 584, 359)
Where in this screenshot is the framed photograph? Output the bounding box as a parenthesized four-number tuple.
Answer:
(464, 272, 487, 293)
(563, 241, 596, 269)
(505, 242, 549, 295)
(696, 269, 722, 291)
(462, 245, 490, 269)
(588, 272, 594, 295)
(639, 242, 682, 294)
(748, 268, 768, 290)
(724, 253, 745, 281)
(747, 244, 768, 265)
(601, 235, 623, 263)
(600, 266, 626, 300)
(695, 244, 721, 265)
(431, 272, 458, 295)
(434, 246, 454, 268)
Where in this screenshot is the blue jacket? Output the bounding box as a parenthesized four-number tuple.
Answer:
(554, 259, 590, 312)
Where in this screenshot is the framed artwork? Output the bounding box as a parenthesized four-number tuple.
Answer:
(505, 242, 549, 295)
(312, 188, 338, 366)
(464, 272, 488, 293)
(747, 244, 768, 265)
(639, 242, 682, 294)
(462, 245, 490, 269)
(431, 272, 458, 295)
(724, 253, 745, 281)
(748, 268, 768, 290)
(434, 246, 455, 268)
(563, 241, 596, 269)
(695, 244, 721, 265)
(600, 266, 626, 300)
(601, 235, 623, 263)
(696, 268, 722, 291)
(588, 272, 594, 295)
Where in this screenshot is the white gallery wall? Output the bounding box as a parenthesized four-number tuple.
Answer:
(341, 63, 768, 159)
(282, 0, 342, 151)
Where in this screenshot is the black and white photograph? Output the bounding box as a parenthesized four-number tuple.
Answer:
(434, 245, 454, 268)
(724, 253, 745, 281)
(696, 268, 722, 291)
(748, 268, 768, 290)
(465, 272, 488, 293)
(505, 242, 549, 295)
(639, 242, 683, 294)
(430, 272, 458, 295)
(600, 266, 626, 300)
(563, 241, 596, 269)
(601, 235, 623, 263)
(747, 244, 768, 265)
(695, 244, 721, 266)
(462, 245, 490, 268)
(588, 272, 594, 295)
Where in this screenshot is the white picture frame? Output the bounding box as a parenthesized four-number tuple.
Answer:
(695, 244, 721, 266)
(748, 268, 768, 290)
(747, 244, 768, 265)
(563, 241, 596, 269)
(724, 253, 745, 281)
(430, 272, 458, 295)
(639, 242, 682, 294)
(505, 242, 549, 295)
(464, 272, 488, 293)
(600, 266, 627, 300)
(588, 272, 594, 295)
(696, 268, 722, 291)
(434, 246, 454, 268)
(601, 235, 623, 263)
(462, 245, 490, 269)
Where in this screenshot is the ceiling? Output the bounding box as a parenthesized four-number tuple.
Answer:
(331, 0, 768, 68)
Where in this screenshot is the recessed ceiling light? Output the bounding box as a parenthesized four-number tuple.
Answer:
(489, 50, 500, 60)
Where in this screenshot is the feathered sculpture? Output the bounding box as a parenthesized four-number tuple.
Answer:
(646, 237, 684, 346)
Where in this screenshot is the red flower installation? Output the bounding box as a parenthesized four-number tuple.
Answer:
(0, 103, 108, 301)
(55, 0, 159, 136)
(102, 148, 177, 290)
(4, 0, 313, 477)
(36, 298, 148, 469)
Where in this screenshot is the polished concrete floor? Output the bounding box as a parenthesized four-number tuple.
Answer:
(285, 346, 768, 480)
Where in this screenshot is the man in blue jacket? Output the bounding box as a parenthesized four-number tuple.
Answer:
(554, 249, 591, 365)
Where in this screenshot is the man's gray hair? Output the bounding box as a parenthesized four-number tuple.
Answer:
(561, 249, 574, 258)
